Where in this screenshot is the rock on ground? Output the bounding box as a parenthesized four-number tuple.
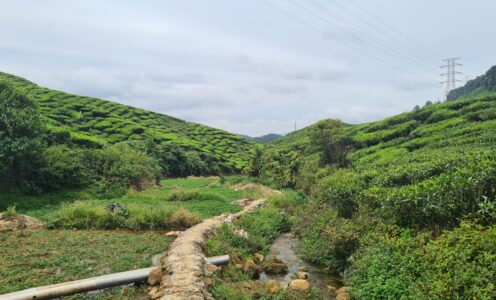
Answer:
(289, 279, 311, 292)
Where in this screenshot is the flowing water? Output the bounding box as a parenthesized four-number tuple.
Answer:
(260, 233, 343, 300)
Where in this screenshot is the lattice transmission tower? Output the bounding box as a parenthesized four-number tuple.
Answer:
(440, 57, 463, 100)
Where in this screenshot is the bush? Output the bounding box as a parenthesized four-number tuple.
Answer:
(50, 201, 200, 230)
(167, 189, 224, 202)
(0, 81, 45, 191)
(296, 205, 359, 272)
(93, 143, 160, 197)
(347, 222, 496, 300)
(40, 145, 96, 191)
(314, 170, 365, 218)
(206, 208, 291, 260)
(2, 205, 18, 218)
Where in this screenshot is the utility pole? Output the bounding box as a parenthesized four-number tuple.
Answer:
(440, 57, 463, 100)
(294, 121, 297, 132)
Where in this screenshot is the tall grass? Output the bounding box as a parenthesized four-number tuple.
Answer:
(49, 201, 200, 230)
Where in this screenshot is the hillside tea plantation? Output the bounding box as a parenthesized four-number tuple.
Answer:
(253, 94, 496, 299)
(0, 72, 254, 173)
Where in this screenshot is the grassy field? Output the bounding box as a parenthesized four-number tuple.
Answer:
(0, 230, 172, 295)
(1, 177, 259, 225)
(0, 177, 265, 298)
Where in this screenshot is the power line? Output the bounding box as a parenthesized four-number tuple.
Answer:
(260, 0, 431, 79)
(440, 57, 463, 100)
(303, 0, 436, 70)
(347, 0, 445, 60)
(320, 0, 440, 65)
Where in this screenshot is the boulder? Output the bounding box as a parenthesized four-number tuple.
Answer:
(295, 271, 308, 279)
(203, 277, 213, 289)
(264, 279, 280, 294)
(289, 279, 311, 292)
(254, 253, 264, 263)
(263, 256, 288, 274)
(243, 259, 261, 279)
(235, 228, 249, 239)
(165, 230, 182, 236)
(147, 268, 164, 286)
(336, 286, 351, 300)
(149, 286, 163, 300)
(327, 285, 337, 294)
(207, 263, 220, 274)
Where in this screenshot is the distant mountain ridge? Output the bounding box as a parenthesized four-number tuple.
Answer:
(447, 65, 496, 101)
(239, 133, 283, 144)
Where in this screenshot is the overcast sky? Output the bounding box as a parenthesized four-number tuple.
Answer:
(1, 0, 494, 136)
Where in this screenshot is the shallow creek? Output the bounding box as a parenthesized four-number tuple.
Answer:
(259, 233, 343, 299)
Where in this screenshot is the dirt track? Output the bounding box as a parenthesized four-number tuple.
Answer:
(151, 199, 266, 300)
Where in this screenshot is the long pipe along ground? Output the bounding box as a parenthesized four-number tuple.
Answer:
(0, 255, 230, 300)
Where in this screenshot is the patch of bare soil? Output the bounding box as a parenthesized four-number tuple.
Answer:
(0, 213, 44, 232)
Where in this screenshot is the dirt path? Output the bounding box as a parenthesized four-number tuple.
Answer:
(149, 199, 266, 300)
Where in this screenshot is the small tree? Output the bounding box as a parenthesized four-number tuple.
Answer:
(0, 81, 45, 191)
(310, 120, 352, 166)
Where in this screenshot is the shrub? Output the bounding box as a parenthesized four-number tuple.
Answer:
(168, 207, 201, 228)
(40, 145, 96, 191)
(347, 222, 496, 300)
(314, 170, 365, 218)
(296, 205, 359, 272)
(167, 189, 224, 202)
(49, 201, 200, 230)
(2, 205, 18, 218)
(0, 81, 45, 191)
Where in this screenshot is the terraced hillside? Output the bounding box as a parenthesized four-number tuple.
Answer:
(0, 72, 254, 172)
(256, 93, 496, 298)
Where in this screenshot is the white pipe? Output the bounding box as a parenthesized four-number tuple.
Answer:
(0, 255, 230, 300)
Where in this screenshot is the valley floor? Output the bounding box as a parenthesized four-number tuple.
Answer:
(0, 176, 265, 299)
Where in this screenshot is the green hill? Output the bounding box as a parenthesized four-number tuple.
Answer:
(256, 93, 496, 298)
(447, 65, 496, 100)
(0, 72, 254, 172)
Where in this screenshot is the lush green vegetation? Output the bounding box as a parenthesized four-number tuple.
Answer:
(205, 192, 323, 300)
(255, 94, 496, 298)
(448, 65, 496, 100)
(0, 71, 254, 183)
(0, 177, 265, 298)
(1, 177, 258, 229)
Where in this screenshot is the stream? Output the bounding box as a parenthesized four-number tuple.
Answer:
(259, 233, 343, 300)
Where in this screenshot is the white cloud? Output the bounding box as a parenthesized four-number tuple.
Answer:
(0, 0, 494, 135)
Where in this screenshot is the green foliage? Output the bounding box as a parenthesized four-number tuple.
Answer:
(259, 148, 301, 188)
(0, 71, 255, 180)
(95, 143, 160, 196)
(314, 169, 364, 219)
(0, 81, 45, 192)
(3, 205, 18, 217)
(206, 208, 291, 259)
(167, 189, 223, 202)
(256, 93, 496, 298)
(295, 205, 359, 272)
(49, 201, 200, 230)
(348, 222, 496, 299)
(310, 120, 353, 165)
